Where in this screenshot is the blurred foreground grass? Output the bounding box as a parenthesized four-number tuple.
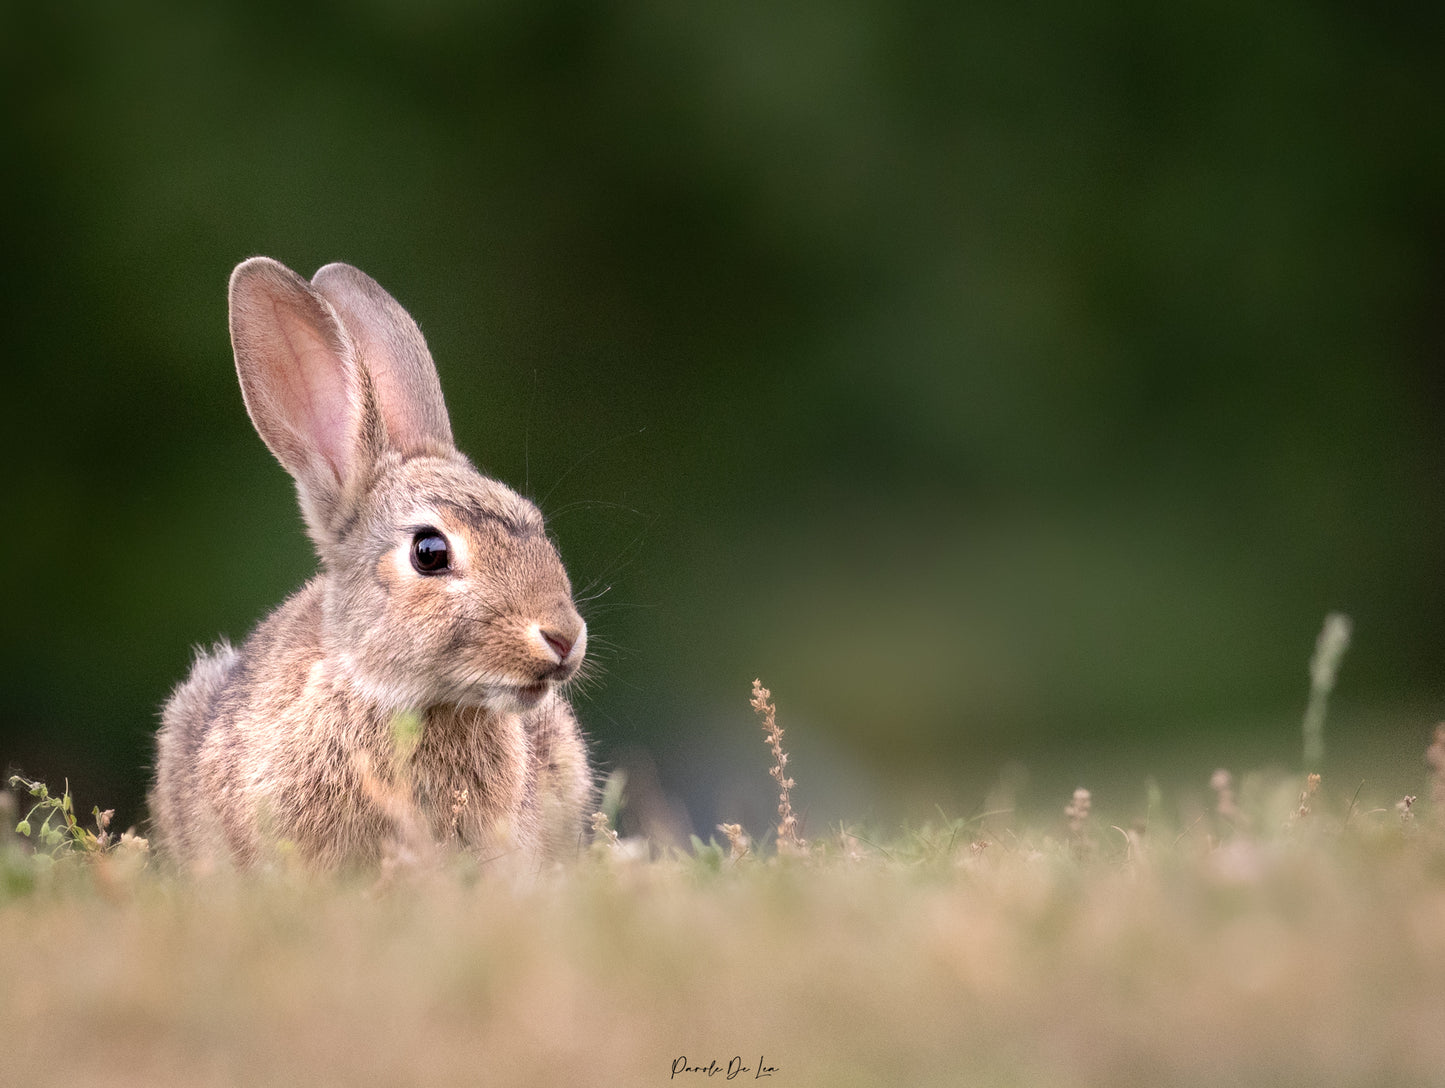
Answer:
(5, 748, 1445, 1088)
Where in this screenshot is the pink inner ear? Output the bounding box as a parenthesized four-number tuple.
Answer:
(369, 357, 431, 456)
(272, 298, 355, 485)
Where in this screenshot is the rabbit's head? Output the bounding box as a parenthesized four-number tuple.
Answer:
(228, 257, 584, 714)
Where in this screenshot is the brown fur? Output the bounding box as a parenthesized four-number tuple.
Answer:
(150, 258, 593, 872)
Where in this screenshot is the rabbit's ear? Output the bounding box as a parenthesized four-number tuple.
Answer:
(229, 257, 383, 542)
(311, 263, 455, 458)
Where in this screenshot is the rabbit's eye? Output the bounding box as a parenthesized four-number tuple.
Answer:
(410, 530, 451, 575)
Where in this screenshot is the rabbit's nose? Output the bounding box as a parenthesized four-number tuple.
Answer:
(540, 629, 574, 662)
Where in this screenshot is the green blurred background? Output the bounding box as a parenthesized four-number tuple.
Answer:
(3, 2, 1443, 839)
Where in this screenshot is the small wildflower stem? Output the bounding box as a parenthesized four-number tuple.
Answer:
(6, 775, 121, 856)
(1064, 787, 1093, 856)
(590, 811, 620, 848)
(717, 823, 750, 861)
(752, 679, 805, 854)
(1398, 795, 1417, 829)
(1291, 772, 1322, 825)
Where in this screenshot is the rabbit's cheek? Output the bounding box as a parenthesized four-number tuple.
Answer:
(378, 545, 415, 585)
(374, 548, 439, 614)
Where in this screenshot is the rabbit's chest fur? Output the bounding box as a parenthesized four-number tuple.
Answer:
(156, 583, 569, 870)
(407, 703, 532, 850)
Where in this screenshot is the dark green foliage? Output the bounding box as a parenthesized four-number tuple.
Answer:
(2, 3, 1443, 833)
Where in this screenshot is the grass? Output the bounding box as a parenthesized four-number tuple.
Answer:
(5, 688, 1445, 1085)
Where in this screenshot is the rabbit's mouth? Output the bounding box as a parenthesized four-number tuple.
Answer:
(478, 680, 552, 713)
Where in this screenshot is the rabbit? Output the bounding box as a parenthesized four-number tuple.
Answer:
(149, 256, 593, 872)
